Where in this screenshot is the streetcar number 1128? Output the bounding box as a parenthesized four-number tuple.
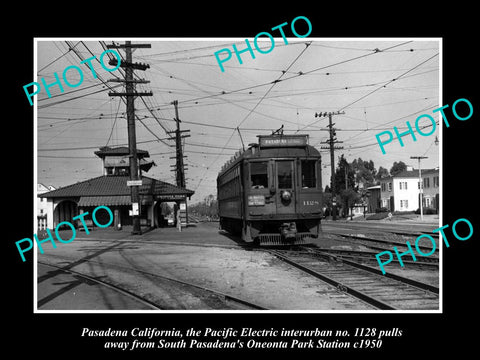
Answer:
(354, 328, 376, 337)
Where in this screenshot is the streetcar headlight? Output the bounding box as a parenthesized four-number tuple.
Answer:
(281, 190, 292, 201)
(248, 195, 265, 206)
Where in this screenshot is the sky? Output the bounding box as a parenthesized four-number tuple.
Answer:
(35, 38, 440, 204)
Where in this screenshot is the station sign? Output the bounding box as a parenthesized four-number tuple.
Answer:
(127, 180, 143, 186)
(156, 195, 186, 200)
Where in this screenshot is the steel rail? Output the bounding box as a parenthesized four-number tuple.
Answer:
(265, 249, 396, 310)
(313, 247, 438, 267)
(336, 233, 439, 254)
(39, 256, 267, 311)
(305, 248, 439, 294)
(38, 261, 163, 310)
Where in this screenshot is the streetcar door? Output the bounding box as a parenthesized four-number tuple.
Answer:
(275, 160, 296, 214)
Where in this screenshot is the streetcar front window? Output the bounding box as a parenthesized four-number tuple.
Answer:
(277, 161, 293, 189)
(250, 162, 268, 189)
(301, 160, 316, 188)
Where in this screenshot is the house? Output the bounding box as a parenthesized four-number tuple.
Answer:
(421, 169, 440, 210)
(379, 167, 439, 213)
(39, 146, 194, 230)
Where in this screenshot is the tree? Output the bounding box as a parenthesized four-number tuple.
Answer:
(340, 188, 361, 217)
(390, 161, 407, 176)
(322, 191, 333, 216)
(189, 194, 218, 219)
(334, 154, 355, 194)
(333, 155, 360, 218)
(376, 166, 389, 180)
(351, 157, 377, 187)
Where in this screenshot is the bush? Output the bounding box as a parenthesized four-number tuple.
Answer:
(366, 212, 389, 220)
(375, 207, 388, 213)
(393, 211, 415, 215)
(414, 207, 437, 215)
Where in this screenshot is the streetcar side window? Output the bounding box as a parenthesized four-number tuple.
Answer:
(301, 160, 316, 188)
(250, 162, 268, 189)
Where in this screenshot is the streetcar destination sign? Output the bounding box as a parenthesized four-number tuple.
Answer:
(258, 135, 308, 147)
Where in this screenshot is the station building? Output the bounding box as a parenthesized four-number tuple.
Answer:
(38, 146, 194, 230)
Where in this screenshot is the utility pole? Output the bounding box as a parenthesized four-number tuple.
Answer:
(107, 41, 153, 235)
(168, 100, 190, 230)
(318, 111, 345, 220)
(411, 156, 428, 221)
(168, 100, 190, 188)
(345, 165, 348, 190)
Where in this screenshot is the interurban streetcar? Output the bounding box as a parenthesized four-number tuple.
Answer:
(217, 134, 323, 245)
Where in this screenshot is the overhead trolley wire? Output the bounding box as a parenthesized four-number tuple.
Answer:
(148, 41, 414, 111)
(192, 42, 313, 192)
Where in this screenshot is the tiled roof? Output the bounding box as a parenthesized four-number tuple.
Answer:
(39, 175, 194, 198)
(77, 195, 132, 206)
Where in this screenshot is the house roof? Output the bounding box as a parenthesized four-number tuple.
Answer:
(379, 168, 439, 180)
(394, 168, 438, 178)
(39, 175, 194, 199)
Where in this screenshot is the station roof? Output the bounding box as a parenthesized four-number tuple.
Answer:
(39, 175, 194, 201)
(94, 146, 150, 159)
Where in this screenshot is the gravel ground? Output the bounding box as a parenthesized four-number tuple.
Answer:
(38, 239, 374, 310)
(39, 222, 438, 310)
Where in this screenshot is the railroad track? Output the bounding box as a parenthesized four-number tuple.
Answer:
(38, 261, 162, 310)
(264, 248, 439, 310)
(38, 257, 267, 311)
(322, 222, 439, 238)
(334, 233, 440, 260)
(313, 247, 438, 268)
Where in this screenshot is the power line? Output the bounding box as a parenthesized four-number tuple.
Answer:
(37, 84, 122, 109)
(105, 98, 122, 146)
(300, 52, 439, 135)
(37, 45, 73, 74)
(338, 52, 439, 111)
(151, 41, 415, 110)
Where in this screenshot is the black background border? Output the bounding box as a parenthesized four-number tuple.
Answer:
(7, 6, 477, 356)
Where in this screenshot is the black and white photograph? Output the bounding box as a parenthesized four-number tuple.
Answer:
(7, 9, 478, 357)
(32, 37, 442, 313)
